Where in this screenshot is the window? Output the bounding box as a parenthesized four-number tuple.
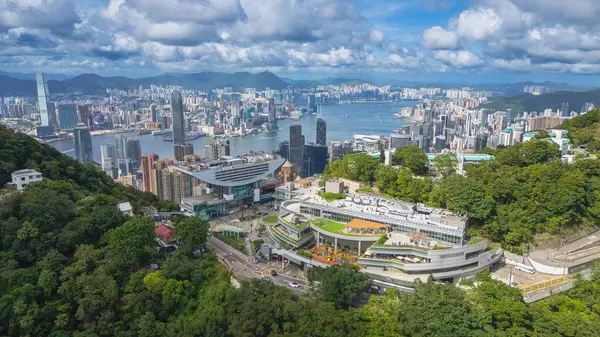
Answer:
(21, 177, 25, 181)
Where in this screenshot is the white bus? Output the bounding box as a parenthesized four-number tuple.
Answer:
(515, 263, 535, 274)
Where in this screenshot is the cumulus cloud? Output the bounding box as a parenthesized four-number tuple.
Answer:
(370, 29, 385, 44)
(2, 0, 600, 76)
(452, 7, 501, 41)
(0, 0, 81, 36)
(434, 50, 482, 68)
(421, 26, 458, 49)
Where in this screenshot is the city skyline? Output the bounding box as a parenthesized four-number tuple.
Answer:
(2, 1, 600, 85)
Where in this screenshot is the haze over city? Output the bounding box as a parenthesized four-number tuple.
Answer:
(2, 0, 600, 85)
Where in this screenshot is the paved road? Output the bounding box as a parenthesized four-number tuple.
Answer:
(208, 236, 311, 293)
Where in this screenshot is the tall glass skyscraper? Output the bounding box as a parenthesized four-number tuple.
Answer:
(267, 97, 277, 131)
(100, 143, 118, 178)
(289, 124, 303, 170)
(36, 72, 51, 127)
(316, 117, 327, 146)
(73, 123, 93, 163)
(125, 138, 142, 172)
(57, 104, 78, 131)
(171, 90, 190, 161)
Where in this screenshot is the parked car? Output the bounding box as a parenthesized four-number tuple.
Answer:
(289, 282, 300, 288)
(271, 270, 277, 277)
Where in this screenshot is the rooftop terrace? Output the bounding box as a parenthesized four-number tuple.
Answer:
(303, 194, 466, 231)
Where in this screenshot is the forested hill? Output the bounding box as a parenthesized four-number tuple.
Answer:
(483, 89, 600, 114)
(561, 108, 600, 150)
(0, 125, 177, 211)
(3, 126, 600, 336)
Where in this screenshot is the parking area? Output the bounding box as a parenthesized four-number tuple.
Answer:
(491, 263, 557, 287)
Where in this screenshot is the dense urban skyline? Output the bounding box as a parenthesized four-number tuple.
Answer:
(2, 1, 600, 85)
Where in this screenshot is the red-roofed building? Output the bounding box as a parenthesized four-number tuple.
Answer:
(155, 224, 174, 244)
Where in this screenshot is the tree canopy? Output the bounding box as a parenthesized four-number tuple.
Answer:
(3, 121, 600, 337)
(393, 144, 429, 175)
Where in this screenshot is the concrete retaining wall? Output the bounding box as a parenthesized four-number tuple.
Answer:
(529, 258, 567, 275)
(504, 251, 525, 265)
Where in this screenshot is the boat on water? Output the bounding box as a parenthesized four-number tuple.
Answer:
(163, 132, 206, 142)
(152, 129, 172, 136)
(137, 129, 152, 136)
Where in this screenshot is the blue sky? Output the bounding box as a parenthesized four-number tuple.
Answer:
(2, 0, 600, 86)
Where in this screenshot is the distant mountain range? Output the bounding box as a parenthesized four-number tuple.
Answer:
(0, 71, 376, 96)
(474, 81, 585, 96)
(484, 89, 600, 113)
(0, 71, 72, 81)
(0, 70, 592, 97)
(0, 71, 295, 96)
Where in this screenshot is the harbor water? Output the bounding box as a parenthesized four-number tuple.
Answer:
(50, 102, 415, 162)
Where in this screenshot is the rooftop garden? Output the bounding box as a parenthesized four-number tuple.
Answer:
(312, 219, 347, 233)
(263, 215, 278, 223)
(311, 219, 383, 237)
(318, 191, 346, 202)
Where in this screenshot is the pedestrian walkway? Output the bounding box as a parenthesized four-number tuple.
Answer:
(520, 275, 569, 294)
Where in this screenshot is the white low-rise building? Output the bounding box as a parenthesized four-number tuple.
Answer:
(118, 202, 133, 216)
(10, 169, 43, 190)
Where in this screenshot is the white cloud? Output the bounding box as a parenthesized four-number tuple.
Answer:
(434, 50, 482, 68)
(453, 7, 501, 41)
(369, 29, 385, 44)
(421, 26, 458, 49)
(490, 58, 532, 71)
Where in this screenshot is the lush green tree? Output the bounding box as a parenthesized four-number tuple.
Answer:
(432, 153, 458, 178)
(394, 168, 432, 203)
(375, 165, 399, 194)
(468, 277, 532, 335)
(358, 289, 404, 337)
(323, 154, 380, 182)
(534, 130, 550, 139)
(174, 217, 210, 254)
(394, 144, 429, 175)
(441, 176, 495, 221)
(308, 264, 369, 309)
(398, 280, 478, 337)
(105, 216, 155, 269)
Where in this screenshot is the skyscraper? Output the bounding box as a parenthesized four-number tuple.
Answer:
(141, 153, 159, 193)
(35, 72, 54, 137)
(302, 143, 328, 177)
(73, 123, 93, 163)
(57, 104, 78, 131)
(100, 144, 118, 178)
(36, 72, 51, 127)
(316, 117, 327, 146)
(307, 94, 317, 113)
(77, 105, 92, 128)
(267, 97, 277, 131)
(289, 124, 303, 170)
(171, 90, 186, 161)
(125, 138, 142, 173)
(150, 104, 158, 123)
(278, 140, 290, 161)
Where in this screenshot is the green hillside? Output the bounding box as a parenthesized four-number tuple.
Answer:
(561, 109, 600, 149)
(2, 126, 600, 337)
(484, 89, 600, 114)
